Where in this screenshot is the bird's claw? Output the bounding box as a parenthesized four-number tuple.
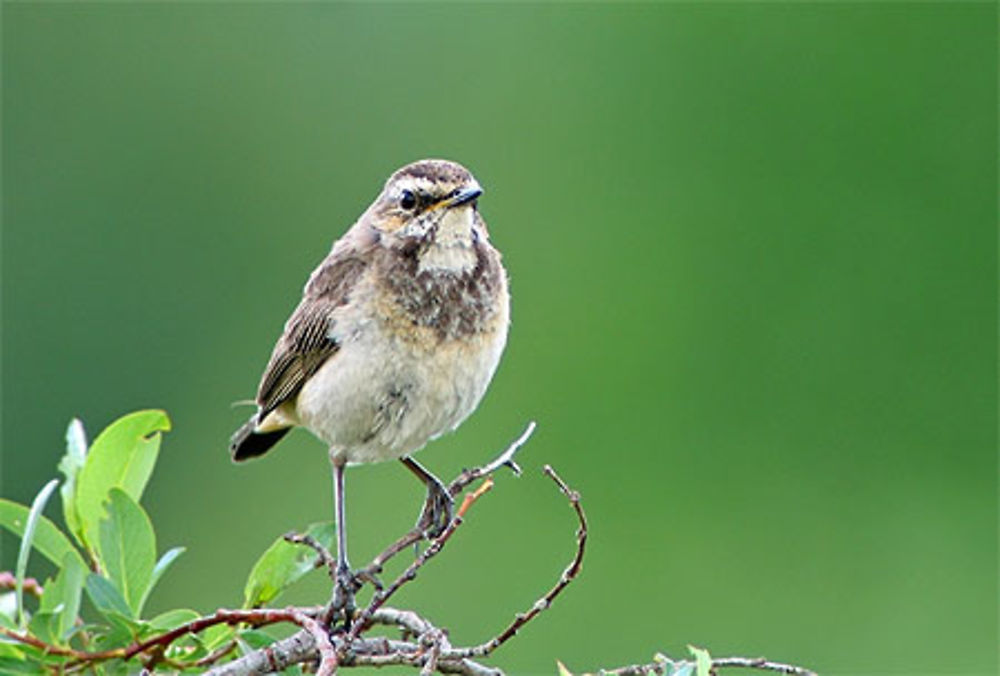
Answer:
(416, 480, 454, 539)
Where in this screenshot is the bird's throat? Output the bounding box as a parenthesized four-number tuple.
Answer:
(417, 207, 478, 274)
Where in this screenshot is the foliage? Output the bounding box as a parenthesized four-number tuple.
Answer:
(0, 411, 334, 674)
(0, 411, 811, 676)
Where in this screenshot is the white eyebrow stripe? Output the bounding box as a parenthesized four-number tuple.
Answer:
(396, 177, 439, 194)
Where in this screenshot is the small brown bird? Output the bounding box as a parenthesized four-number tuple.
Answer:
(230, 159, 509, 589)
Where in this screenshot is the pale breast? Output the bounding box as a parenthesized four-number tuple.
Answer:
(295, 241, 509, 465)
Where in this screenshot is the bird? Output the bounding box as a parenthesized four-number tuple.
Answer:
(229, 159, 509, 601)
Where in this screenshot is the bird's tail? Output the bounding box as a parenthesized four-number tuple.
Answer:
(229, 417, 291, 461)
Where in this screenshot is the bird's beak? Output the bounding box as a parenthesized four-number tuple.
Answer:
(448, 186, 483, 208)
(429, 185, 483, 212)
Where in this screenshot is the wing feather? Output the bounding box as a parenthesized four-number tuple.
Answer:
(255, 255, 368, 419)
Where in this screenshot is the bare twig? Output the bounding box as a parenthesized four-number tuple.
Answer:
(451, 464, 587, 658)
(590, 653, 817, 676)
(365, 422, 535, 576)
(448, 421, 534, 492)
(342, 477, 496, 656)
(712, 656, 818, 675)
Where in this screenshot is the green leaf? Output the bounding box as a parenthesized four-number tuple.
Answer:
(39, 552, 86, 643)
(93, 611, 144, 652)
(58, 419, 88, 550)
(201, 623, 236, 651)
(97, 490, 156, 616)
(136, 546, 184, 616)
(27, 611, 59, 645)
(243, 522, 335, 608)
(0, 643, 26, 658)
(688, 645, 712, 676)
(75, 410, 170, 552)
(237, 628, 277, 652)
(0, 500, 85, 571)
(85, 573, 133, 619)
(149, 608, 200, 632)
(0, 656, 45, 674)
(16, 479, 60, 628)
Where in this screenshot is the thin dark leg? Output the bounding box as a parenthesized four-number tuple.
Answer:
(400, 456, 454, 538)
(329, 456, 355, 629)
(333, 459, 349, 575)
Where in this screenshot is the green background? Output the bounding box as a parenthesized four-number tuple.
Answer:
(3, 3, 996, 674)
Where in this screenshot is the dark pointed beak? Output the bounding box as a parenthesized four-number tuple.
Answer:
(444, 186, 483, 209)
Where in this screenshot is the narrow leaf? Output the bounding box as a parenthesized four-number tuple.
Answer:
(243, 522, 335, 608)
(97, 490, 155, 616)
(16, 479, 60, 628)
(0, 500, 85, 571)
(688, 645, 712, 676)
(75, 410, 170, 551)
(39, 553, 85, 643)
(85, 573, 133, 619)
(58, 419, 88, 550)
(556, 660, 574, 676)
(136, 546, 184, 616)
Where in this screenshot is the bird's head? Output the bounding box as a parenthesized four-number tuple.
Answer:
(364, 159, 485, 248)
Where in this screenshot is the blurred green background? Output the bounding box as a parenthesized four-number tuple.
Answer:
(2, 3, 996, 675)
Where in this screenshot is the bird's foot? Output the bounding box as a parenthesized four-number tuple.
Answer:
(328, 560, 361, 632)
(416, 475, 454, 539)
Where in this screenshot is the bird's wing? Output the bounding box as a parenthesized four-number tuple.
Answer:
(255, 252, 369, 421)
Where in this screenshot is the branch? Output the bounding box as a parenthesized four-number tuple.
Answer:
(582, 652, 818, 676)
(365, 422, 535, 576)
(207, 608, 501, 676)
(213, 461, 585, 675)
(713, 656, 818, 675)
(450, 464, 587, 658)
(342, 477, 496, 654)
(0, 571, 43, 597)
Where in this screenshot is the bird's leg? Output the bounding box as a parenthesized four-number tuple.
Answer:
(327, 454, 358, 630)
(400, 456, 454, 539)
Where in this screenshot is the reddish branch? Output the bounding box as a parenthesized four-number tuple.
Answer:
(0, 571, 43, 597)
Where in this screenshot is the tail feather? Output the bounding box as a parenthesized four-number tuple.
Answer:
(230, 418, 291, 461)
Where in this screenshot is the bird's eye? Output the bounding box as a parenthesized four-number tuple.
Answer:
(400, 190, 417, 210)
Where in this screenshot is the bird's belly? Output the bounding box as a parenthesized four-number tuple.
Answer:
(295, 322, 505, 465)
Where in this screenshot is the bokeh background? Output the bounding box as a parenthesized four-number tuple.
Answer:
(3, 3, 996, 675)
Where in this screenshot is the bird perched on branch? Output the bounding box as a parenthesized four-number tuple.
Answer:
(230, 159, 509, 605)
